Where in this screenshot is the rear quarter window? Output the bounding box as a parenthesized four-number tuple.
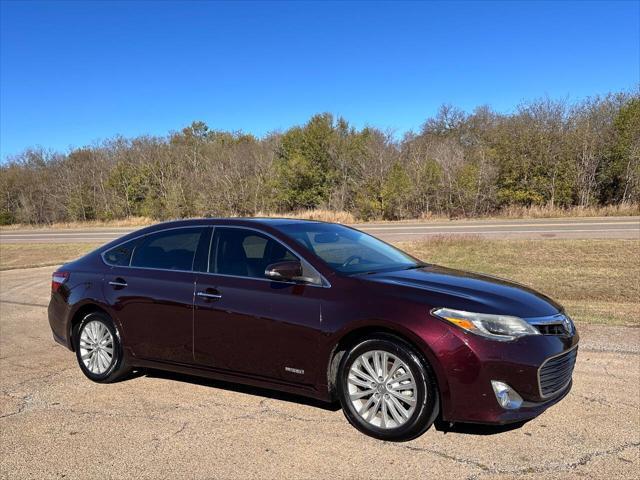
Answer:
(103, 239, 138, 266)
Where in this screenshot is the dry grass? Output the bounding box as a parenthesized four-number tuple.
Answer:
(278, 204, 639, 222)
(0, 243, 102, 270)
(0, 217, 155, 231)
(0, 212, 359, 230)
(1, 238, 638, 326)
(1, 204, 637, 230)
(497, 202, 640, 219)
(254, 209, 358, 224)
(401, 238, 640, 327)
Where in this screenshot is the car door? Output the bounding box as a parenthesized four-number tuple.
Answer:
(103, 226, 211, 364)
(193, 227, 326, 386)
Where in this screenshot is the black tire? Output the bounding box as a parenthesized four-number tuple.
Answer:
(73, 311, 130, 383)
(337, 334, 439, 441)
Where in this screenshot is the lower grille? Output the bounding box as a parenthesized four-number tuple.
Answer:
(538, 346, 578, 398)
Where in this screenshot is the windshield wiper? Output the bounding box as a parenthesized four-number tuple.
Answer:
(351, 264, 425, 276)
(350, 270, 381, 276)
(403, 264, 426, 270)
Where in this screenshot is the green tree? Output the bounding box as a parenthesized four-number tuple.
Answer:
(601, 98, 640, 203)
(381, 162, 412, 219)
(272, 114, 336, 210)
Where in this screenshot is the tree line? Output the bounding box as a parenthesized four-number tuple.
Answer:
(1, 90, 638, 225)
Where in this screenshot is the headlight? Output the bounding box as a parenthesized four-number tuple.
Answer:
(432, 307, 540, 341)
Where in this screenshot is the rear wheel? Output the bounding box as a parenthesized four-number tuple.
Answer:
(74, 311, 129, 383)
(337, 335, 439, 441)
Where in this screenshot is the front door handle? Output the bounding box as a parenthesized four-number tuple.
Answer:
(196, 291, 222, 300)
(108, 278, 128, 288)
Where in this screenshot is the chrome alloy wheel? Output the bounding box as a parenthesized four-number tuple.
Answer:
(79, 320, 114, 375)
(347, 350, 418, 429)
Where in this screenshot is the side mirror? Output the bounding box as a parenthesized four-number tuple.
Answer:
(264, 260, 303, 282)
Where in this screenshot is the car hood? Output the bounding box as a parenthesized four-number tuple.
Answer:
(362, 265, 562, 318)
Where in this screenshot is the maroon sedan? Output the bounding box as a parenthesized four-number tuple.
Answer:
(48, 218, 578, 441)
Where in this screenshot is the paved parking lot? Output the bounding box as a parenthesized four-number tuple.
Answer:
(1, 266, 638, 479)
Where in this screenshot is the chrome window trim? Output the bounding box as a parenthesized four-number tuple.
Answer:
(206, 226, 215, 273)
(196, 270, 327, 287)
(128, 241, 137, 267)
(537, 343, 578, 399)
(100, 223, 331, 288)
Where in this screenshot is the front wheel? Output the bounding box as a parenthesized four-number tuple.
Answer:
(74, 311, 129, 383)
(337, 335, 439, 441)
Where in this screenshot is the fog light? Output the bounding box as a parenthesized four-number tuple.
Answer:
(491, 380, 523, 410)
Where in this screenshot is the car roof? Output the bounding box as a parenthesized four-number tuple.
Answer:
(94, 217, 335, 254)
(142, 217, 330, 230)
(237, 217, 327, 226)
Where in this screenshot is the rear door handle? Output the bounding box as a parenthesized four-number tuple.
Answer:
(196, 291, 222, 300)
(108, 279, 128, 288)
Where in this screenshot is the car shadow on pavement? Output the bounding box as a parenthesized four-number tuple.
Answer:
(123, 369, 531, 434)
(136, 368, 342, 412)
(434, 418, 530, 435)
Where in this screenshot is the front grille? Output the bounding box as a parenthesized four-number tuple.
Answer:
(538, 347, 578, 398)
(535, 323, 566, 335)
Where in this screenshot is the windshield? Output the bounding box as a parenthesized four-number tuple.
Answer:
(277, 223, 421, 275)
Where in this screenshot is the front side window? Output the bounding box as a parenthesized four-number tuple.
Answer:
(131, 228, 205, 271)
(277, 223, 421, 275)
(210, 228, 297, 278)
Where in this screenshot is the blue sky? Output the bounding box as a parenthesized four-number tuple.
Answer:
(1, 0, 638, 160)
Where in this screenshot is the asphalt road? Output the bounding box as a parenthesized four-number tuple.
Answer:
(0, 266, 638, 479)
(0, 217, 638, 244)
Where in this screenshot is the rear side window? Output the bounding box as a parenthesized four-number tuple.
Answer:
(103, 239, 138, 266)
(131, 228, 206, 271)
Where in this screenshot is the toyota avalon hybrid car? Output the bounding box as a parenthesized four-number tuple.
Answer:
(48, 218, 578, 441)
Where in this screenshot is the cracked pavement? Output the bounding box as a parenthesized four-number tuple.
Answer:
(1, 266, 639, 479)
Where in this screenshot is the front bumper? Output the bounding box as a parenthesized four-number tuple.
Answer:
(432, 326, 579, 424)
(480, 379, 573, 425)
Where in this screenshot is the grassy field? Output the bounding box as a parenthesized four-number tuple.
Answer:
(1, 239, 638, 326)
(401, 238, 640, 327)
(0, 243, 101, 271)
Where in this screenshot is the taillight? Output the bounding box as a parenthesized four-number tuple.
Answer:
(52, 271, 69, 292)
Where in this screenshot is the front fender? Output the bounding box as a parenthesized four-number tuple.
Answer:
(320, 312, 453, 414)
